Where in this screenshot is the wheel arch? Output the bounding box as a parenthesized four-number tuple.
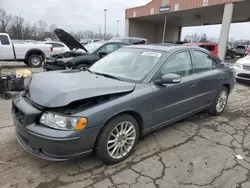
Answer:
(222, 83, 231, 93)
(93, 110, 144, 148)
(25, 49, 45, 61)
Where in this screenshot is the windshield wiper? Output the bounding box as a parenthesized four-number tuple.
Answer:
(95, 72, 121, 81)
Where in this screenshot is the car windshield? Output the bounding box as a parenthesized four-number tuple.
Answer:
(89, 48, 163, 82)
(84, 42, 104, 53)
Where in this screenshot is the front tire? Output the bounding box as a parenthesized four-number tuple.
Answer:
(95, 114, 139, 165)
(27, 55, 43, 68)
(208, 86, 228, 116)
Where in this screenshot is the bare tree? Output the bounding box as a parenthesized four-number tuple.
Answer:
(0, 8, 12, 32)
(10, 15, 24, 39)
(49, 24, 57, 33)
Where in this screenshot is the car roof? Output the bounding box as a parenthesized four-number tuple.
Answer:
(44, 41, 64, 44)
(112, 37, 147, 40)
(184, 43, 217, 46)
(124, 44, 196, 52)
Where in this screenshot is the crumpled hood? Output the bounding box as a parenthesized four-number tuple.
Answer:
(24, 71, 135, 108)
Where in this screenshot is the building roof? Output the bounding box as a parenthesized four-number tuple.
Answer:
(125, 0, 242, 19)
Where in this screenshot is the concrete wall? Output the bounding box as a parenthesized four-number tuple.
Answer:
(128, 19, 157, 43)
(155, 24, 181, 43)
(127, 19, 181, 43)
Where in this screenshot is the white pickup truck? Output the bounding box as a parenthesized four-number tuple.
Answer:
(0, 33, 52, 67)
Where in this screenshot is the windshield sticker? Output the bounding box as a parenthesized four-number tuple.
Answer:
(142, 52, 162, 57)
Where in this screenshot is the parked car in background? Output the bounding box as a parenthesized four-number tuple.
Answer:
(0, 33, 52, 67)
(164, 41, 188, 44)
(234, 53, 250, 82)
(80, 39, 101, 46)
(43, 41, 70, 55)
(183, 43, 236, 59)
(109, 37, 147, 44)
(13, 44, 235, 164)
(44, 32, 130, 71)
(247, 46, 250, 53)
(184, 43, 219, 56)
(225, 45, 236, 59)
(235, 45, 248, 57)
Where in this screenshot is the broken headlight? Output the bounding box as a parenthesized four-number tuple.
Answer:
(40, 112, 87, 131)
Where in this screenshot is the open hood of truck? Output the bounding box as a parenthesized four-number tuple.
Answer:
(54, 28, 88, 53)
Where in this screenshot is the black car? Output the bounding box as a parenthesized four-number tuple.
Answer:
(226, 45, 236, 59)
(44, 29, 130, 71)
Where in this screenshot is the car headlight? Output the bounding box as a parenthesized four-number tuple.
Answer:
(234, 62, 243, 69)
(40, 112, 87, 131)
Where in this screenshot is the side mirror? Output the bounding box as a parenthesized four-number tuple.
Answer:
(98, 51, 107, 57)
(155, 73, 181, 85)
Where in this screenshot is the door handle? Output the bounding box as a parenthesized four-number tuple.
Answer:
(189, 83, 195, 88)
(217, 75, 222, 80)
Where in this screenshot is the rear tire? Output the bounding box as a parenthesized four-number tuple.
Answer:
(3, 93, 11, 100)
(76, 64, 89, 70)
(27, 55, 43, 68)
(95, 114, 139, 165)
(208, 86, 228, 116)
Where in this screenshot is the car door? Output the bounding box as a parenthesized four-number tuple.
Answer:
(150, 50, 198, 128)
(0, 35, 14, 60)
(191, 50, 223, 109)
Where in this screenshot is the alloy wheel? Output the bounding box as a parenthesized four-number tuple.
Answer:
(216, 90, 228, 113)
(107, 121, 136, 159)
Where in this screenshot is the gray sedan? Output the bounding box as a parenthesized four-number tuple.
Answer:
(12, 44, 235, 164)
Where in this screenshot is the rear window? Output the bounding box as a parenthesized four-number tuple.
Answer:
(200, 45, 216, 51)
(236, 46, 246, 49)
(0, 35, 10, 45)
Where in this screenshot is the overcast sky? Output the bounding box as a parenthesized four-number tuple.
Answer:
(1, 0, 250, 40)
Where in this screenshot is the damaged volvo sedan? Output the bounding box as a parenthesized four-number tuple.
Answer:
(12, 45, 235, 164)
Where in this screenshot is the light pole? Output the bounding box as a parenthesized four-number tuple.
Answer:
(104, 9, 107, 39)
(116, 20, 119, 37)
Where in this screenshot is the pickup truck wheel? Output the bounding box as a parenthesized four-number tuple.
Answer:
(28, 55, 43, 68)
(95, 114, 139, 165)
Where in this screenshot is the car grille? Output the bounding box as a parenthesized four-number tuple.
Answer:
(237, 73, 250, 79)
(12, 104, 25, 125)
(243, 65, 250, 71)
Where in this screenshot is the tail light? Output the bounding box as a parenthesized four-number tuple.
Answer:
(50, 47, 53, 52)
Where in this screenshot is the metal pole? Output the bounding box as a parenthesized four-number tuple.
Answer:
(104, 9, 107, 39)
(162, 15, 167, 43)
(117, 20, 119, 36)
(19, 14, 24, 40)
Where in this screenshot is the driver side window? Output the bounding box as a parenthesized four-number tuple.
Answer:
(99, 44, 120, 54)
(160, 51, 193, 77)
